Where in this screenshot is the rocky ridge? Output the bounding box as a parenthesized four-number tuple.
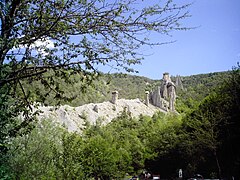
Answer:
(36, 98, 166, 132)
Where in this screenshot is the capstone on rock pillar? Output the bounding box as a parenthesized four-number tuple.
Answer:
(111, 91, 118, 104)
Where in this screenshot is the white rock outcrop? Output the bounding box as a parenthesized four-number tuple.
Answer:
(35, 98, 166, 132)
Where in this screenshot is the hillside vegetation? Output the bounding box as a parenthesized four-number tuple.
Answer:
(23, 71, 231, 109)
(1, 67, 239, 179)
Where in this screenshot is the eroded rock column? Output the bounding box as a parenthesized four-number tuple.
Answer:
(168, 83, 176, 111)
(145, 91, 149, 106)
(111, 91, 118, 104)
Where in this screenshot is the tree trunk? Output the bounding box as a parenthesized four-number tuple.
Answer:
(214, 151, 222, 179)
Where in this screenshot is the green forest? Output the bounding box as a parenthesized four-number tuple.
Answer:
(0, 0, 239, 179)
(1, 67, 239, 179)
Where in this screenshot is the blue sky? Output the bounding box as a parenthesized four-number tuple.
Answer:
(130, 0, 240, 79)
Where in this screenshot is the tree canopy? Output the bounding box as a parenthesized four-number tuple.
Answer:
(0, 0, 190, 85)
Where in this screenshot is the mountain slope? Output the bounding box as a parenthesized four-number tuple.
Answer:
(24, 71, 231, 107)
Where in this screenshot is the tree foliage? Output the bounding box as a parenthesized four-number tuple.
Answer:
(0, 0, 190, 89)
(6, 120, 65, 179)
(4, 109, 185, 179)
(174, 71, 231, 113)
(180, 64, 240, 179)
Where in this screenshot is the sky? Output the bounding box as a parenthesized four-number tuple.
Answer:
(129, 0, 240, 79)
(3, 0, 239, 80)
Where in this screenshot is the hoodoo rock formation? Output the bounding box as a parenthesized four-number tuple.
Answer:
(149, 72, 177, 112)
(33, 72, 178, 132)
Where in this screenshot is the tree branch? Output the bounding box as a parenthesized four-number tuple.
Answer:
(0, 69, 47, 86)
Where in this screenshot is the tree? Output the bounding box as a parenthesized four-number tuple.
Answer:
(142, 112, 184, 178)
(106, 110, 149, 174)
(180, 64, 240, 179)
(51, 131, 85, 179)
(81, 116, 133, 179)
(81, 133, 129, 180)
(0, 0, 190, 77)
(0, 0, 190, 87)
(0, 0, 190, 127)
(6, 119, 66, 179)
(180, 107, 222, 178)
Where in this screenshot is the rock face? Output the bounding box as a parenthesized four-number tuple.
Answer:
(175, 75, 184, 90)
(34, 72, 178, 132)
(149, 72, 176, 112)
(35, 98, 166, 132)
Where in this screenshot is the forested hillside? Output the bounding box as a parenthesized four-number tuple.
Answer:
(175, 71, 231, 100)
(23, 71, 231, 109)
(21, 72, 155, 106)
(173, 71, 232, 112)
